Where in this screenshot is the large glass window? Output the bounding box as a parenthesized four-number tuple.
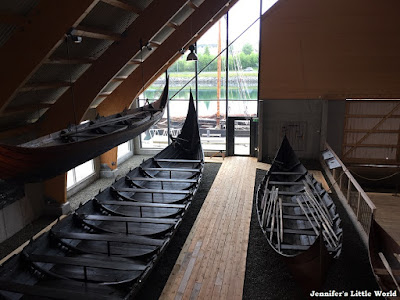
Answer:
(137, 0, 279, 151)
(227, 0, 259, 118)
(67, 160, 95, 189)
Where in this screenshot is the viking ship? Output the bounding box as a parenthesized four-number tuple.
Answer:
(256, 136, 343, 292)
(368, 217, 400, 296)
(0, 91, 204, 299)
(0, 79, 169, 182)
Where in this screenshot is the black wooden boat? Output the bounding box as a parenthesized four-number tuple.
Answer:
(0, 91, 204, 299)
(0, 79, 169, 182)
(256, 136, 342, 292)
(368, 217, 400, 296)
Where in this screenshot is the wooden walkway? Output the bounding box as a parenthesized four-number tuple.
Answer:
(160, 157, 257, 300)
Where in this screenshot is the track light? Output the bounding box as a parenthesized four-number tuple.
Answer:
(186, 44, 198, 61)
(146, 43, 153, 51)
(66, 28, 82, 44)
(71, 35, 82, 44)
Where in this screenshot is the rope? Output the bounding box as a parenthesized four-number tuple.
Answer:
(350, 170, 400, 181)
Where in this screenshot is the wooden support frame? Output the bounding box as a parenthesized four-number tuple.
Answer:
(39, 0, 190, 134)
(45, 57, 96, 64)
(0, 0, 100, 114)
(19, 81, 72, 92)
(1, 103, 52, 117)
(72, 25, 122, 41)
(343, 102, 400, 158)
(101, 0, 142, 14)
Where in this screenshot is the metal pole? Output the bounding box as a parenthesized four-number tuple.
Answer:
(166, 70, 171, 145)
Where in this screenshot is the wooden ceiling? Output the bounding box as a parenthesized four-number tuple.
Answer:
(0, 0, 238, 143)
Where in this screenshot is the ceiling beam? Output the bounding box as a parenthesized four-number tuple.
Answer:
(19, 81, 72, 92)
(1, 103, 52, 117)
(0, 13, 26, 26)
(96, 0, 237, 116)
(101, 0, 142, 15)
(0, 0, 100, 114)
(38, 0, 191, 135)
(72, 25, 122, 41)
(45, 57, 96, 64)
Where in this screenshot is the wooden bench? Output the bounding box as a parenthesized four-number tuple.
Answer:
(127, 176, 197, 183)
(51, 230, 163, 247)
(153, 158, 202, 163)
(27, 254, 146, 271)
(95, 198, 186, 209)
(140, 167, 200, 173)
(0, 280, 116, 300)
(78, 214, 178, 225)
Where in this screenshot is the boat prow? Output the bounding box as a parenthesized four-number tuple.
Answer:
(368, 217, 400, 296)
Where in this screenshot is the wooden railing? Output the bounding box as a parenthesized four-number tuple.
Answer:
(320, 142, 376, 245)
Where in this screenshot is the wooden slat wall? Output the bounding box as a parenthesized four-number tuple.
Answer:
(342, 100, 400, 164)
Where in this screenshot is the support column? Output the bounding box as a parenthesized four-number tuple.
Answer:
(43, 174, 71, 215)
(100, 147, 118, 178)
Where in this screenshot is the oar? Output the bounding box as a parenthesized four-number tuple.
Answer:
(303, 181, 333, 226)
(261, 189, 270, 228)
(275, 200, 281, 252)
(279, 197, 283, 242)
(296, 197, 318, 235)
(302, 186, 338, 242)
(301, 194, 338, 246)
(266, 187, 277, 227)
(297, 196, 335, 248)
(378, 252, 400, 293)
(304, 178, 332, 223)
(269, 193, 277, 242)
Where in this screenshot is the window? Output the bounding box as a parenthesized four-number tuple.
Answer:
(118, 141, 131, 159)
(67, 160, 95, 189)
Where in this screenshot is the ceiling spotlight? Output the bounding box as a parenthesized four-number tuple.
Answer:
(71, 35, 82, 44)
(66, 28, 82, 44)
(146, 43, 153, 51)
(179, 48, 185, 55)
(186, 44, 198, 61)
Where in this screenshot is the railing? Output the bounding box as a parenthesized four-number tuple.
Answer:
(320, 142, 376, 245)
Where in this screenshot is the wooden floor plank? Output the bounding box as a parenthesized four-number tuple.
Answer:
(161, 157, 257, 300)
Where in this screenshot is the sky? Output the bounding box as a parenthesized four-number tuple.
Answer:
(197, 0, 278, 53)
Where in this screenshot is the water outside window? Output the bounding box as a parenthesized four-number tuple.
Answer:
(139, 0, 278, 151)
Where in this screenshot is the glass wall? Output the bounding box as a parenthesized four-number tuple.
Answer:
(138, 0, 275, 152)
(197, 18, 227, 151)
(227, 0, 259, 118)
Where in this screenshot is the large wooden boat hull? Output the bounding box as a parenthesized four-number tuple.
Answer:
(368, 217, 400, 297)
(256, 136, 342, 293)
(0, 80, 169, 182)
(0, 92, 204, 299)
